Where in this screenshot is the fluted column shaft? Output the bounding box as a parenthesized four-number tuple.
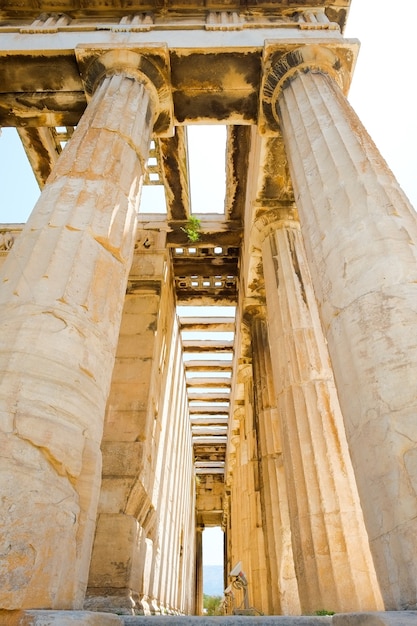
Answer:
(242, 374, 269, 613)
(195, 526, 204, 616)
(262, 218, 382, 613)
(250, 312, 300, 615)
(0, 69, 154, 609)
(276, 67, 417, 610)
(226, 404, 254, 611)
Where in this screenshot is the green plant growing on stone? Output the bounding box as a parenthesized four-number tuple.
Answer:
(314, 609, 335, 616)
(181, 215, 201, 243)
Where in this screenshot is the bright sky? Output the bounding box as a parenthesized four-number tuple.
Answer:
(0, 2, 416, 570)
(203, 527, 224, 566)
(345, 0, 417, 210)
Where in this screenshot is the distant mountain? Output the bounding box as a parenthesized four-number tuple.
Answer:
(203, 565, 224, 596)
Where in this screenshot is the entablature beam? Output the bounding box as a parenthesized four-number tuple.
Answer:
(187, 378, 232, 388)
(180, 317, 235, 331)
(0, 37, 358, 128)
(184, 361, 232, 370)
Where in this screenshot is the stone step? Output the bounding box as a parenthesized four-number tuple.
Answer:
(123, 618, 330, 626)
(3, 612, 417, 625)
(122, 614, 417, 626)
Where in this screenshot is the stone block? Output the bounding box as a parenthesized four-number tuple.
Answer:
(122, 617, 335, 625)
(97, 478, 136, 513)
(103, 408, 149, 442)
(88, 514, 141, 588)
(129, 254, 166, 279)
(121, 295, 159, 317)
(111, 358, 154, 383)
(101, 441, 144, 477)
(115, 334, 156, 358)
(0, 610, 123, 625)
(118, 312, 156, 337)
(333, 613, 417, 626)
(107, 383, 151, 410)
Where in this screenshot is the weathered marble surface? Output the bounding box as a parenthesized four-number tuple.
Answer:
(0, 610, 123, 625)
(0, 70, 154, 609)
(276, 59, 417, 609)
(2, 610, 417, 626)
(333, 613, 417, 626)
(261, 219, 382, 613)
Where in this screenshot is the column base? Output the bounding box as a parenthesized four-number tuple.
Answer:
(0, 610, 123, 625)
(84, 589, 146, 615)
(148, 598, 162, 615)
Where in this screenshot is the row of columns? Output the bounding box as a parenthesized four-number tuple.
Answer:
(263, 217, 381, 612)
(277, 66, 417, 611)
(228, 46, 417, 614)
(85, 239, 195, 615)
(0, 40, 417, 614)
(226, 362, 270, 613)
(0, 49, 194, 615)
(228, 237, 383, 613)
(251, 312, 302, 615)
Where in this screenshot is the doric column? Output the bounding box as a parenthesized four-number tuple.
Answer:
(85, 234, 167, 615)
(0, 49, 169, 610)
(262, 44, 417, 610)
(226, 402, 253, 611)
(256, 211, 382, 613)
(249, 308, 300, 615)
(195, 526, 204, 616)
(241, 363, 269, 614)
(227, 356, 269, 614)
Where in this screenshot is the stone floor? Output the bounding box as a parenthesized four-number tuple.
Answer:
(2, 612, 417, 625)
(122, 614, 417, 625)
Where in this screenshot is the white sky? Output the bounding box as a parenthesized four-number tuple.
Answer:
(344, 0, 417, 210)
(0, 2, 416, 569)
(203, 526, 224, 566)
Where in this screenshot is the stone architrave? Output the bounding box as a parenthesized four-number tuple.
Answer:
(259, 214, 382, 613)
(0, 50, 164, 610)
(264, 44, 417, 610)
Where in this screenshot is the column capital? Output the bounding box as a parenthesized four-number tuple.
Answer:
(251, 205, 299, 247)
(75, 44, 173, 136)
(242, 298, 267, 323)
(259, 42, 357, 134)
(244, 205, 298, 303)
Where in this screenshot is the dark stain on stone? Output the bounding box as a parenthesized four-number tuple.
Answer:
(147, 318, 158, 332)
(270, 232, 279, 290)
(259, 137, 294, 203)
(19, 128, 56, 185)
(173, 92, 258, 123)
(126, 280, 162, 295)
(170, 50, 260, 123)
(160, 129, 189, 221)
(287, 228, 307, 307)
(171, 51, 260, 90)
(326, 8, 347, 31)
(226, 125, 251, 222)
(0, 54, 81, 92)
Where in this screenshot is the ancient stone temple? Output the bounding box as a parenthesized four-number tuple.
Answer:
(1, 1, 417, 624)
